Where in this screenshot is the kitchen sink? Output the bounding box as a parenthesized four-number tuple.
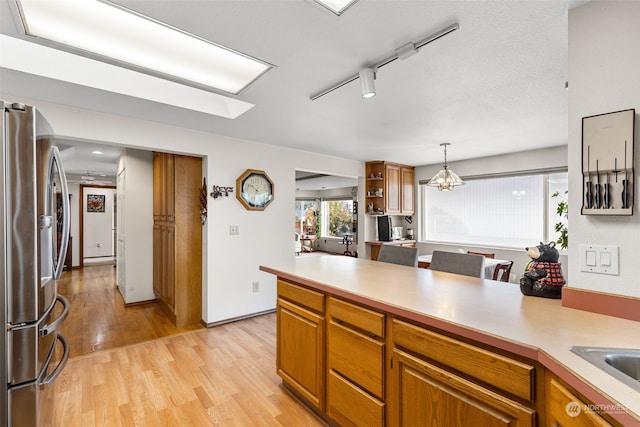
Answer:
(571, 346, 640, 392)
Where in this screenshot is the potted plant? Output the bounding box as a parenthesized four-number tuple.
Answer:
(552, 190, 568, 250)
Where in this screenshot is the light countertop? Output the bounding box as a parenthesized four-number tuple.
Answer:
(260, 256, 640, 425)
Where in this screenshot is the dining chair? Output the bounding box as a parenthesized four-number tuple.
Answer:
(430, 251, 485, 278)
(467, 250, 495, 259)
(377, 245, 419, 267)
(492, 261, 514, 282)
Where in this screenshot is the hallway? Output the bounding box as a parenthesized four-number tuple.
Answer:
(57, 265, 203, 358)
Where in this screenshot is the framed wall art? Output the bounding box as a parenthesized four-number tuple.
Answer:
(87, 194, 106, 212)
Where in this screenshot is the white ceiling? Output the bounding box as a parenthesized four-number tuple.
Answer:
(1, 0, 585, 184)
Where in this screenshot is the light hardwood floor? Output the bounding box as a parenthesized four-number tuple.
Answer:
(51, 266, 326, 426)
(57, 265, 203, 358)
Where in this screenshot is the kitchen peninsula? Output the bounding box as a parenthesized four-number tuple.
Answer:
(260, 256, 640, 426)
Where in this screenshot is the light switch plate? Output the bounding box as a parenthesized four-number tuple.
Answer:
(579, 244, 619, 275)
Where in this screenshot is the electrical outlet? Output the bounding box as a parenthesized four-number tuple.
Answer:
(230, 225, 239, 235)
(252, 281, 260, 293)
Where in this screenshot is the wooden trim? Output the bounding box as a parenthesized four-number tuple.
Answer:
(562, 287, 640, 322)
(122, 298, 157, 308)
(79, 184, 116, 268)
(203, 309, 276, 328)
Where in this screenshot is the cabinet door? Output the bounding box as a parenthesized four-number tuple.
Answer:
(385, 163, 401, 214)
(164, 225, 175, 308)
(152, 223, 162, 296)
(401, 166, 414, 214)
(390, 349, 535, 427)
(546, 378, 615, 427)
(277, 298, 325, 411)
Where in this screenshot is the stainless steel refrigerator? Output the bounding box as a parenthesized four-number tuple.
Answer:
(2, 101, 71, 426)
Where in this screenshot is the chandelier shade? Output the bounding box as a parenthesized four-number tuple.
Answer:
(426, 143, 465, 191)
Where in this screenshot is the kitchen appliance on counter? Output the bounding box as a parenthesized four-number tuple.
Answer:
(2, 101, 71, 426)
(377, 215, 392, 241)
(392, 226, 404, 240)
(406, 228, 414, 239)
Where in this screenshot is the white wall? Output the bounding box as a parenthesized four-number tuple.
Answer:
(116, 148, 154, 304)
(82, 186, 116, 258)
(5, 96, 364, 323)
(568, 1, 640, 298)
(413, 146, 568, 281)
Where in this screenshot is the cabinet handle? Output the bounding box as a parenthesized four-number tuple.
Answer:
(368, 332, 377, 339)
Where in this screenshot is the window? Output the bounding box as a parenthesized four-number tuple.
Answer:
(322, 199, 354, 238)
(295, 200, 319, 236)
(421, 172, 568, 249)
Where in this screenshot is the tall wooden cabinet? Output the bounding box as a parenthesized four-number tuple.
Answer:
(365, 161, 414, 215)
(153, 152, 202, 328)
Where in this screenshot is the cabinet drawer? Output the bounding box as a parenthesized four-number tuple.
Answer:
(392, 349, 535, 427)
(328, 320, 385, 399)
(392, 318, 534, 402)
(328, 297, 384, 338)
(327, 370, 384, 427)
(277, 279, 325, 313)
(546, 378, 615, 427)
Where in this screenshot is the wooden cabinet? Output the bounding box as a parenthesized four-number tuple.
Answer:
(327, 297, 385, 426)
(153, 152, 202, 328)
(546, 376, 617, 427)
(365, 161, 414, 215)
(369, 240, 416, 261)
(276, 279, 325, 411)
(389, 318, 536, 426)
(391, 349, 535, 427)
(400, 166, 414, 214)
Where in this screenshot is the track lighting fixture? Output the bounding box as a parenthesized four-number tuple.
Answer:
(359, 68, 376, 98)
(310, 23, 458, 100)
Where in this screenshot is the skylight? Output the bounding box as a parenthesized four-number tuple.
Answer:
(15, 0, 273, 95)
(312, 0, 359, 16)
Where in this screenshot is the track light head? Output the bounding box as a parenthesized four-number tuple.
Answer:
(359, 68, 376, 99)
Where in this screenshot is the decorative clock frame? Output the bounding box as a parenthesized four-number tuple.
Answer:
(235, 169, 274, 211)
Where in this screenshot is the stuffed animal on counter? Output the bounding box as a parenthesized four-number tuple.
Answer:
(520, 241, 565, 299)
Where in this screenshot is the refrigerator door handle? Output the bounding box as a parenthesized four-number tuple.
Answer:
(49, 145, 70, 280)
(39, 332, 70, 390)
(40, 295, 70, 337)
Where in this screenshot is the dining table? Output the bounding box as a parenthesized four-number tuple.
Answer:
(418, 254, 511, 279)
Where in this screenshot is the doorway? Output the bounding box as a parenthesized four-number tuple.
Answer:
(79, 184, 117, 267)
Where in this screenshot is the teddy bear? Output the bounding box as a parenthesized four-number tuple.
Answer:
(519, 241, 565, 299)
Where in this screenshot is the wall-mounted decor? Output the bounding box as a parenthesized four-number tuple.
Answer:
(582, 108, 635, 215)
(199, 177, 207, 225)
(87, 194, 105, 212)
(210, 185, 233, 199)
(235, 169, 274, 210)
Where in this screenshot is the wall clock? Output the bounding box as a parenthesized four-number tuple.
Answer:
(236, 169, 274, 210)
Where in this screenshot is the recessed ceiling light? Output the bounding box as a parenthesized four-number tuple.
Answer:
(1, 35, 254, 119)
(15, 0, 273, 94)
(91, 150, 104, 155)
(311, 0, 359, 16)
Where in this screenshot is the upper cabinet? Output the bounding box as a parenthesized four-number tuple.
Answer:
(365, 161, 414, 215)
